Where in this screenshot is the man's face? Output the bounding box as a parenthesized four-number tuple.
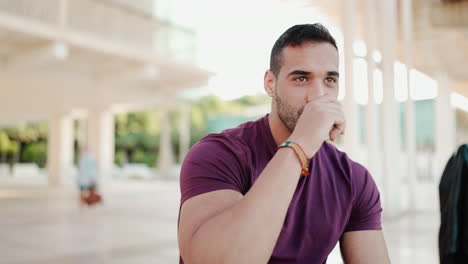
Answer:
(266, 41, 340, 132)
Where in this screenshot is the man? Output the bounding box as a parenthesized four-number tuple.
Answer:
(178, 24, 391, 264)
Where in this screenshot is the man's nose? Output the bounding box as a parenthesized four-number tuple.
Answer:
(306, 80, 326, 103)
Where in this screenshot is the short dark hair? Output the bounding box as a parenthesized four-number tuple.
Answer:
(269, 23, 338, 76)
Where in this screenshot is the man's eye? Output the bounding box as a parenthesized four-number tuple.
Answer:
(295, 76, 307, 82)
(326, 77, 337, 83)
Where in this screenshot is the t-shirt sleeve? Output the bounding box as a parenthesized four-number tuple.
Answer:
(344, 163, 383, 232)
(179, 135, 246, 206)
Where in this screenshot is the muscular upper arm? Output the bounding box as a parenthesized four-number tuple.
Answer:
(178, 189, 243, 260)
(340, 230, 391, 264)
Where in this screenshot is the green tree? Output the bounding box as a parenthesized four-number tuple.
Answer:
(21, 142, 47, 168)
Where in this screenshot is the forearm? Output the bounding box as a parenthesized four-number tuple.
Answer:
(187, 148, 305, 264)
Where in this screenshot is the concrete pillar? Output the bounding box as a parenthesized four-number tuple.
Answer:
(87, 107, 115, 186)
(178, 103, 191, 163)
(435, 75, 456, 177)
(341, 0, 359, 157)
(401, 0, 417, 210)
(364, 0, 380, 186)
(158, 107, 174, 178)
(47, 112, 74, 186)
(380, 0, 401, 217)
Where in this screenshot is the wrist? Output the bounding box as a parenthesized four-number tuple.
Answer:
(286, 137, 321, 158)
(276, 147, 302, 170)
(277, 141, 310, 177)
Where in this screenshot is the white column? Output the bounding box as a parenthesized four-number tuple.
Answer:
(401, 0, 417, 210)
(365, 0, 380, 185)
(435, 75, 456, 177)
(341, 0, 359, 157)
(158, 107, 174, 179)
(380, 0, 401, 217)
(87, 107, 115, 186)
(47, 113, 74, 186)
(178, 103, 191, 163)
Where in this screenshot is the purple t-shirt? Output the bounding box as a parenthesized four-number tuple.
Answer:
(179, 114, 382, 264)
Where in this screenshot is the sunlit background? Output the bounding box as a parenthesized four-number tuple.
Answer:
(0, 0, 467, 263)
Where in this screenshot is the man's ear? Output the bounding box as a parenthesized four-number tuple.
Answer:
(264, 70, 276, 97)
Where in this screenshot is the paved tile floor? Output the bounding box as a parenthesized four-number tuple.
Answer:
(0, 180, 439, 264)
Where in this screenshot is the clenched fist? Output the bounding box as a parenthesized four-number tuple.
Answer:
(287, 94, 346, 157)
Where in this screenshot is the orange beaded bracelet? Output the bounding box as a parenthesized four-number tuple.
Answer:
(278, 141, 310, 176)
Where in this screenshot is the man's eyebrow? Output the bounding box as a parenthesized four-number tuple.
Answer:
(287, 70, 311, 76)
(287, 70, 340, 78)
(328, 71, 340, 77)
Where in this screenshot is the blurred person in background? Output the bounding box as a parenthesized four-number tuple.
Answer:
(178, 24, 390, 263)
(77, 146, 101, 206)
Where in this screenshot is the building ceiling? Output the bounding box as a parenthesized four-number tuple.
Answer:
(0, 0, 211, 127)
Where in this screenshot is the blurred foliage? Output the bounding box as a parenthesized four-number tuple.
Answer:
(114, 150, 127, 167)
(4, 123, 48, 143)
(21, 142, 47, 168)
(0, 94, 270, 170)
(114, 110, 161, 167)
(0, 131, 11, 153)
(0, 122, 48, 169)
(235, 95, 271, 106)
